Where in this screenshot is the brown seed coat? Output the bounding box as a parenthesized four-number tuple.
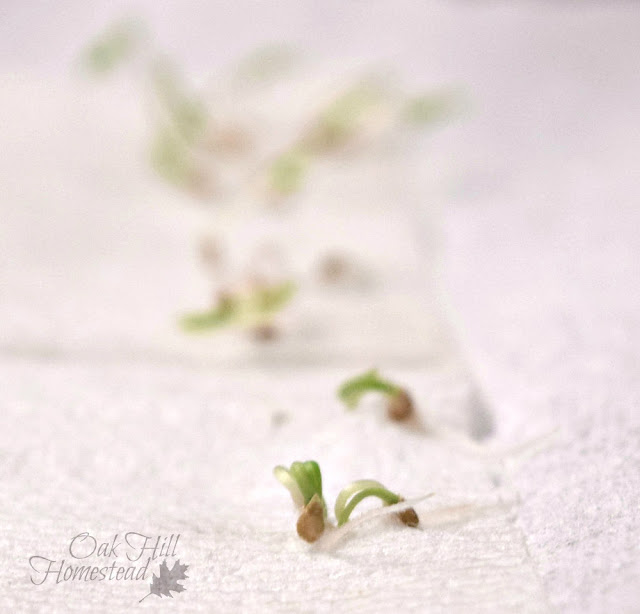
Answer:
(296, 494, 325, 543)
(387, 390, 414, 421)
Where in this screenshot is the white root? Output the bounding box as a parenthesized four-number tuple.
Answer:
(313, 493, 435, 552)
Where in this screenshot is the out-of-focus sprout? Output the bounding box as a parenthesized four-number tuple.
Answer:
(233, 43, 300, 84)
(150, 127, 201, 189)
(402, 90, 458, 126)
(301, 81, 385, 153)
(152, 61, 209, 145)
(82, 18, 143, 75)
(180, 293, 237, 332)
(338, 369, 400, 407)
(338, 369, 415, 421)
(251, 280, 297, 314)
(268, 148, 309, 196)
(180, 280, 297, 335)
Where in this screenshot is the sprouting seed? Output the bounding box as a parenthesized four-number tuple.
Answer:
(274, 461, 423, 545)
(273, 461, 327, 542)
(180, 279, 296, 335)
(338, 369, 415, 421)
(334, 479, 419, 527)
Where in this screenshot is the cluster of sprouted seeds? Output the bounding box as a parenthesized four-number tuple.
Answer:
(274, 461, 432, 547)
(338, 369, 415, 421)
(81, 19, 459, 342)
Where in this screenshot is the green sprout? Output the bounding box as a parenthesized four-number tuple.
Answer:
(150, 126, 200, 188)
(268, 148, 309, 196)
(302, 81, 385, 152)
(335, 479, 419, 527)
(274, 460, 422, 545)
(82, 18, 142, 75)
(233, 44, 299, 84)
(180, 280, 297, 335)
(402, 90, 459, 126)
(338, 369, 414, 421)
(152, 61, 209, 145)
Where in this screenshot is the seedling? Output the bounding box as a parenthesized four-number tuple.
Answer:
(301, 80, 386, 153)
(150, 126, 202, 191)
(334, 479, 419, 527)
(151, 60, 209, 145)
(338, 369, 415, 421)
(268, 148, 309, 197)
(82, 18, 143, 75)
(273, 461, 327, 542)
(274, 460, 423, 545)
(180, 280, 296, 338)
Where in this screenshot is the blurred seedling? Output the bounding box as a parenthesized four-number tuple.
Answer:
(338, 373, 559, 477)
(338, 369, 415, 422)
(180, 279, 296, 341)
(83, 19, 458, 203)
(274, 460, 428, 545)
(81, 18, 144, 75)
(232, 43, 301, 86)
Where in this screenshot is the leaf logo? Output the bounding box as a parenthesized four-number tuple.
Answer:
(139, 559, 188, 603)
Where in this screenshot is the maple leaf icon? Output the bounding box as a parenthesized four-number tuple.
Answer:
(139, 559, 188, 603)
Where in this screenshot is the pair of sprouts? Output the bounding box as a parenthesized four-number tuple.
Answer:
(274, 460, 421, 544)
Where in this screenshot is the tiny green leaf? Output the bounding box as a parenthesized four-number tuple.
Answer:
(268, 149, 309, 196)
(303, 80, 384, 151)
(337, 369, 401, 409)
(82, 19, 142, 75)
(250, 280, 297, 316)
(179, 296, 236, 332)
(234, 44, 299, 83)
(274, 460, 326, 513)
(150, 126, 199, 188)
(402, 91, 458, 126)
(273, 465, 305, 509)
(152, 61, 208, 144)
